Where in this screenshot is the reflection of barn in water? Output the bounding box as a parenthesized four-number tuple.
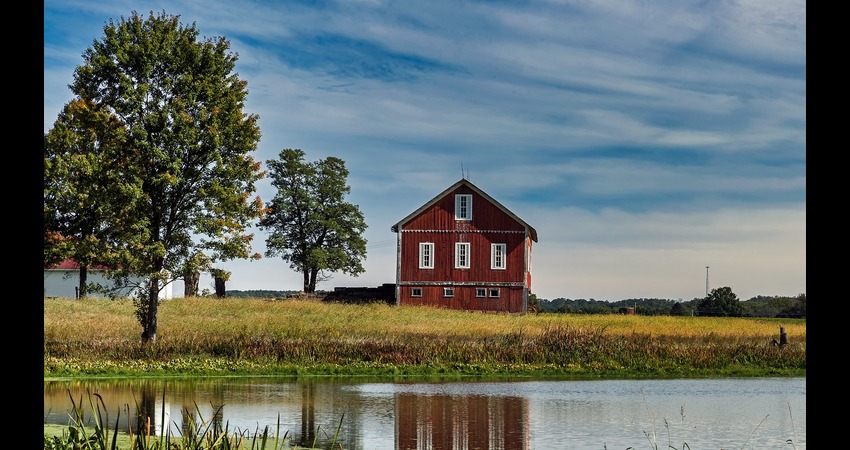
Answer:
(395, 393, 529, 450)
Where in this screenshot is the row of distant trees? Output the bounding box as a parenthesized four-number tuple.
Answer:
(226, 287, 806, 319)
(534, 287, 806, 318)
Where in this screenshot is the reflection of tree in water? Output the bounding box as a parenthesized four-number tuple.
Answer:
(181, 405, 194, 437)
(178, 381, 226, 440)
(211, 400, 225, 441)
(297, 381, 317, 447)
(123, 379, 229, 440)
(46, 378, 366, 445)
(134, 381, 157, 439)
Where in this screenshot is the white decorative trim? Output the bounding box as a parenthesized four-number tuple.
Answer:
(401, 229, 524, 234)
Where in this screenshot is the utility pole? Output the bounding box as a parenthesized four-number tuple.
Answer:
(705, 266, 710, 296)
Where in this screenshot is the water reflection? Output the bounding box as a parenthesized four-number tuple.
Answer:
(396, 393, 528, 450)
(44, 377, 806, 449)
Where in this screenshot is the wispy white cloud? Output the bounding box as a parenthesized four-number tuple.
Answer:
(44, 0, 805, 300)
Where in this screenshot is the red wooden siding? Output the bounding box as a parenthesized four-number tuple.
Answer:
(398, 230, 526, 284)
(399, 285, 526, 312)
(526, 237, 533, 292)
(401, 185, 526, 233)
(393, 180, 536, 313)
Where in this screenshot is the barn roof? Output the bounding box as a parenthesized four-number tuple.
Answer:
(390, 178, 538, 242)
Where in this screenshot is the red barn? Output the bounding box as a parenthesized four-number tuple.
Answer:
(391, 178, 538, 312)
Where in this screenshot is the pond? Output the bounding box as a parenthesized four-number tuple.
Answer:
(44, 376, 806, 449)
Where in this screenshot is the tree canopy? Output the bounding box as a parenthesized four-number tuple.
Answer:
(44, 98, 138, 298)
(697, 286, 743, 317)
(44, 10, 264, 342)
(259, 149, 367, 293)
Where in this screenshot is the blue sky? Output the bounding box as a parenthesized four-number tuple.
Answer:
(44, 0, 806, 301)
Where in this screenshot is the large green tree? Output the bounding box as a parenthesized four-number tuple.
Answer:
(44, 98, 139, 298)
(50, 10, 265, 342)
(259, 149, 367, 293)
(697, 286, 743, 317)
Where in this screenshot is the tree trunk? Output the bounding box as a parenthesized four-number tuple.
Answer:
(307, 268, 318, 293)
(214, 276, 226, 298)
(302, 270, 311, 293)
(78, 265, 88, 299)
(141, 281, 159, 343)
(184, 270, 200, 297)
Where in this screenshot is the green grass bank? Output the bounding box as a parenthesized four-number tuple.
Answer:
(44, 297, 806, 379)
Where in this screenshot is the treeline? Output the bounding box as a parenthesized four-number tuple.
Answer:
(537, 292, 806, 318)
(225, 289, 806, 319)
(225, 290, 304, 299)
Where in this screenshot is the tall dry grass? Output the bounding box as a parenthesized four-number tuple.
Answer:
(44, 297, 806, 378)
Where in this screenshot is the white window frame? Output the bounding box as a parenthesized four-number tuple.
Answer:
(491, 243, 507, 270)
(489, 288, 500, 298)
(455, 194, 472, 220)
(475, 288, 486, 297)
(443, 287, 454, 297)
(419, 242, 434, 269)
(455, 242, 470, 269)
(411, 288, 423, 297)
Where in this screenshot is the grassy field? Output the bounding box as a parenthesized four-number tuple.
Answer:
(43, 297, 806, 379)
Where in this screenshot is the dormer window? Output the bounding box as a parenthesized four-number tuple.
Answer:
(455, 194, 472, 220)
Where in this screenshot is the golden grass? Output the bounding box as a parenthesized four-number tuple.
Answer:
(44, 296, 806, 341)
(44, 297, 806, 378)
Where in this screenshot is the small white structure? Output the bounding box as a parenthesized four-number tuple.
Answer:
(44, 259, 173, 299)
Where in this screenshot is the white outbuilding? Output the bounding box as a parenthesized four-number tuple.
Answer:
(44, 259, 173, 299)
